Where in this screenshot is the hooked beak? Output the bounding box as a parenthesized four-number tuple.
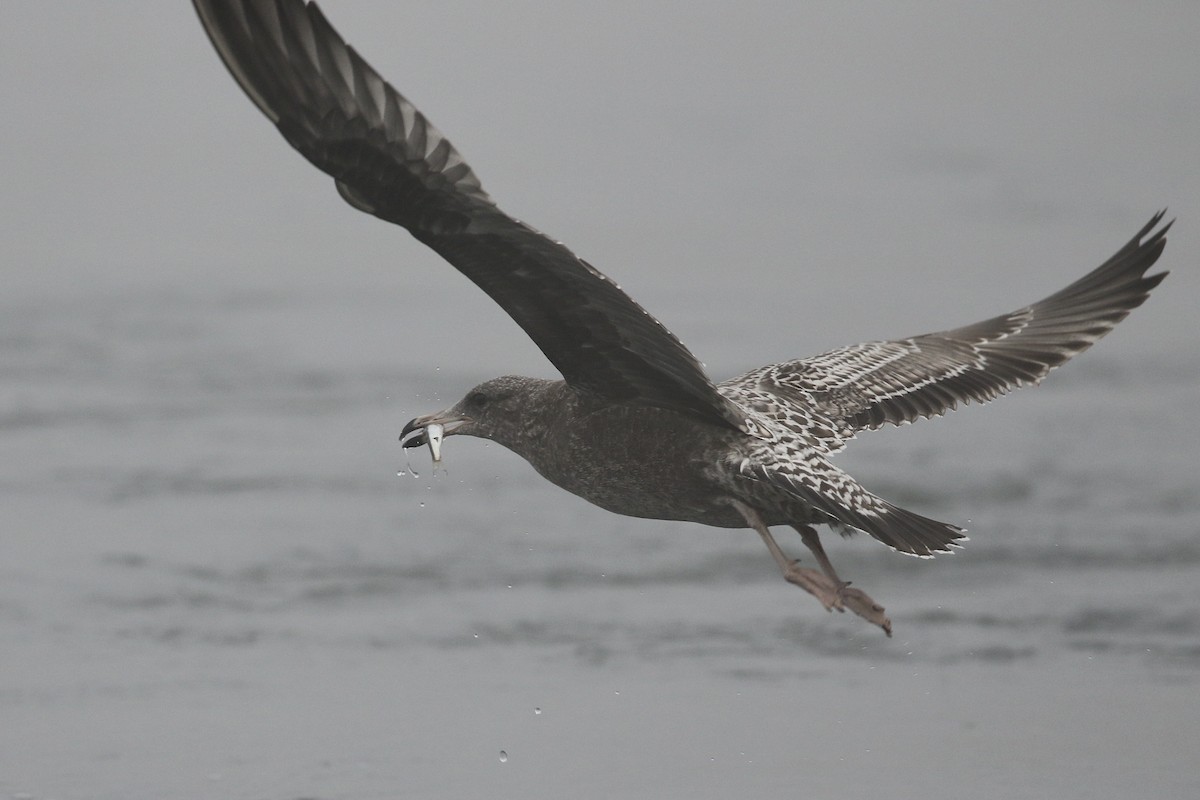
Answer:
(399, 411, 470, 450)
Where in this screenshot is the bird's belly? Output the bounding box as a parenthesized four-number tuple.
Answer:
(541, 463, 730, 524)
(526, 410, 750, 527)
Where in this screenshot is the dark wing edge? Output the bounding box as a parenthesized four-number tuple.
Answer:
(746, 212, 1170, 433)
(192, 0, 753, 434)
(193, 0, 492, 213)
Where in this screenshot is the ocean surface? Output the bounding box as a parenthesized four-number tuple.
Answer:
(4, 2, 1200, 798)
(2, 282, 1197, 799)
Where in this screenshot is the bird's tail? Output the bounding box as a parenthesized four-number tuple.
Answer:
(738, 458, 967, 557)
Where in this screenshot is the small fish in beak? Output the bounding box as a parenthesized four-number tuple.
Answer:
(400, 422, 443, 464)
(401, 414, 466, 465)
(425, 422, 444, 463)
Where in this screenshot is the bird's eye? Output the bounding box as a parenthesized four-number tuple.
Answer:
(468, 391, 488, 407)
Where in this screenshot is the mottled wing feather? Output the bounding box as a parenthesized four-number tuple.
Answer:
(729, 213, 1169, 444)
(735, 445, 967, 556)
(193, 0, 751, 433)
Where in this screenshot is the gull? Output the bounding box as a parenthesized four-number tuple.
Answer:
(193, 0, 1169, 635)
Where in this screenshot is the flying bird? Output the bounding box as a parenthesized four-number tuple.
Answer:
(193, 0, 1169, 635)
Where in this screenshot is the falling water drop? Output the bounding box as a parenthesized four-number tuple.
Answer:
(534, 707, 542, 716)
(498, 750, 508, 763)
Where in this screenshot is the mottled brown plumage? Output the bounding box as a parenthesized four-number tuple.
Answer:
(195, 0, 1169, 635)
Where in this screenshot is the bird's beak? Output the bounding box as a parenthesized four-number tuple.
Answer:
(400, 411, 470, 462)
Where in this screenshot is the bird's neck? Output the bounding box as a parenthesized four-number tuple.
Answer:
(482, 379, 576, 463)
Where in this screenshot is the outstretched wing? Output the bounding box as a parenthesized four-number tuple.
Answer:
(193, 0, 751, 434)
(726, 213, 1169, 445)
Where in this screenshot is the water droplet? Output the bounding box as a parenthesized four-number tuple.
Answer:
(534, 707, 542, 716)
(419, 501, 425, 508)
(498, 750, 508, 763)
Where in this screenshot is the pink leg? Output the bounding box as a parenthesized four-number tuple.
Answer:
(792, 524, 891, 636)
(729, 500, 892, 634)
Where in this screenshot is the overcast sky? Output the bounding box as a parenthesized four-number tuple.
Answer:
(3, 1, 1196, 373)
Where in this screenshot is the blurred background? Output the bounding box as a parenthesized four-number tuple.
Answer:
(3, 2, 1198, 798)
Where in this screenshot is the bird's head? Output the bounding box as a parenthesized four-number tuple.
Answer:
(400, 375, 562, 462)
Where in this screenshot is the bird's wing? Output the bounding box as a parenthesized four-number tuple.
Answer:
(193, 0, 752, 434)
(724, 213, 1169, 444)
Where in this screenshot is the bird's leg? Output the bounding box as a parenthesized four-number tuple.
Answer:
(791, 524, 891, 637)
(728, 500, 845, 614)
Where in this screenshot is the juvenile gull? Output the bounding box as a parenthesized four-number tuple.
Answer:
(194, 0, 1170, 635)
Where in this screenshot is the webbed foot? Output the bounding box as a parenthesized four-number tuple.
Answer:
(836, 583, 891, 637)
(782, 562, 844, 612)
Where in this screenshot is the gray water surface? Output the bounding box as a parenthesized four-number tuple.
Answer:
(3, 286, 1197, 800)
(3, 3, 1199, 798)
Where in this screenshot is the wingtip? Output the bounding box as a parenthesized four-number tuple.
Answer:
(1151, 207, 1172, 233)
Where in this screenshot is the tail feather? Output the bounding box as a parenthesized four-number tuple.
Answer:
(740, 460, 966, 557)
